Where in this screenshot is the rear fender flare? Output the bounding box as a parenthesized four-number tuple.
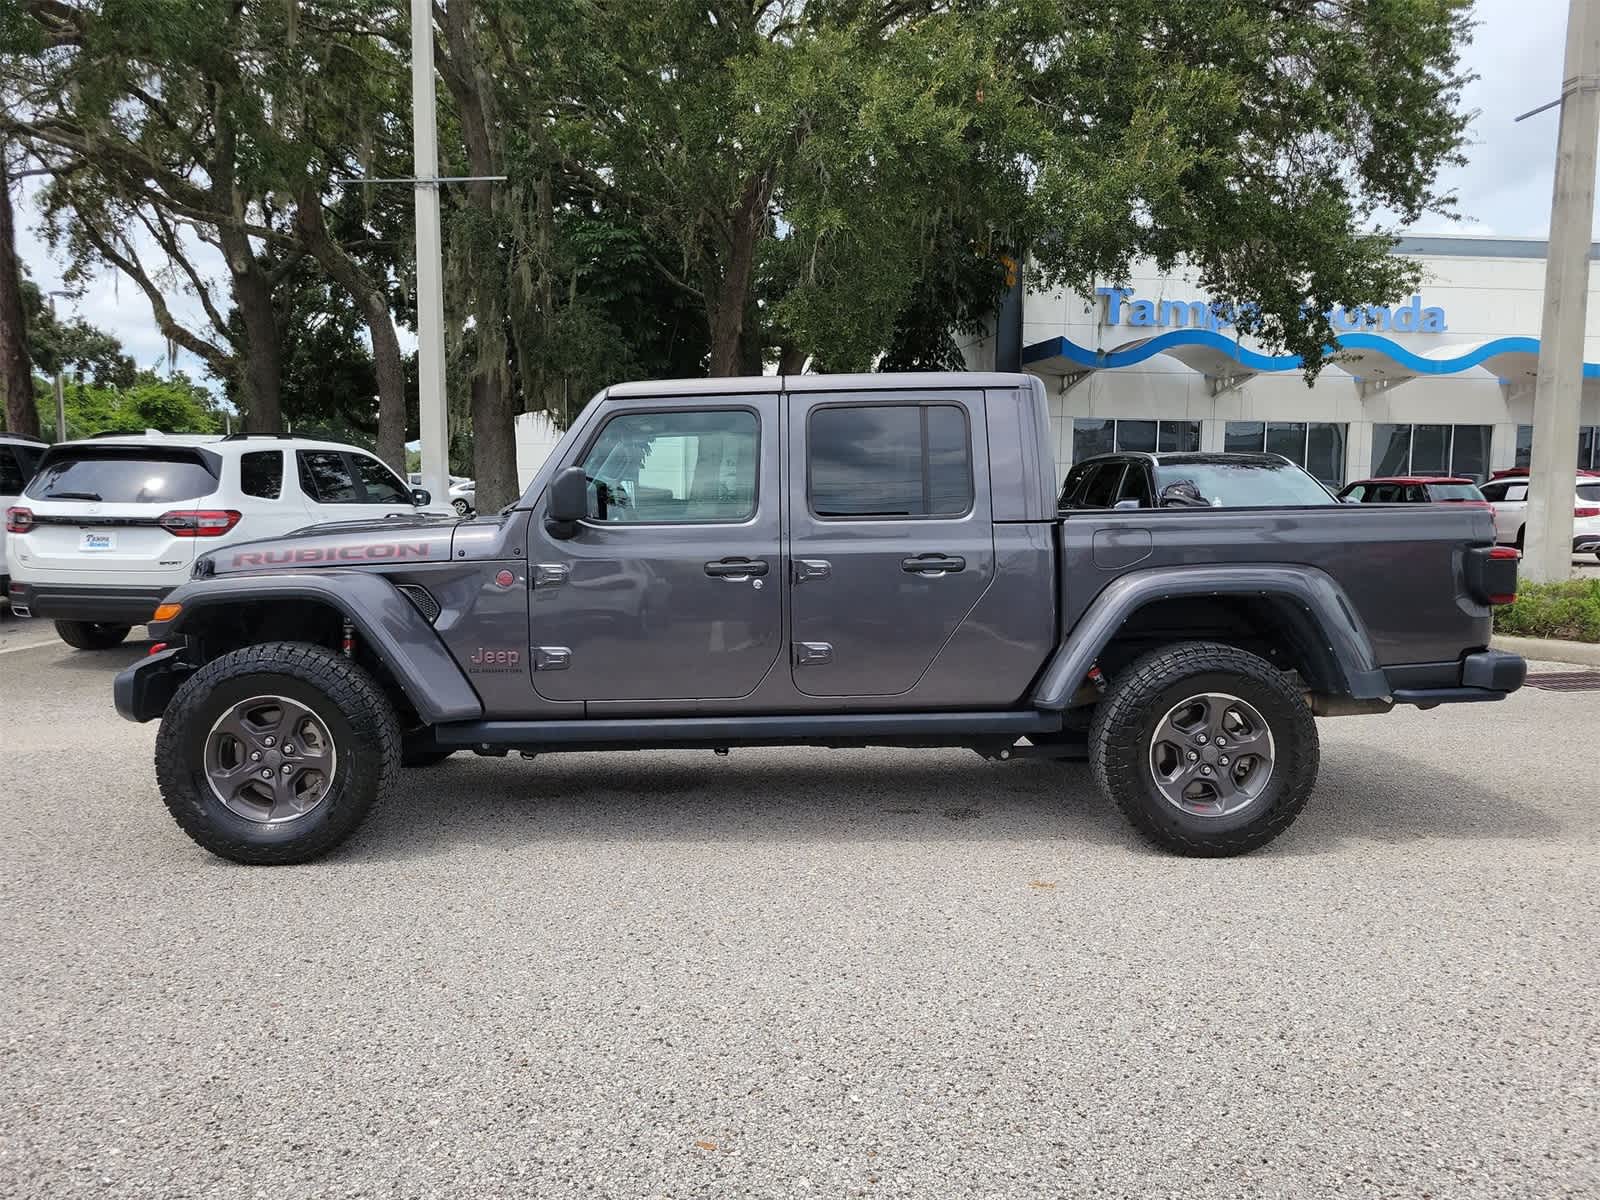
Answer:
(1032, 564, 1387, 709)
(153, 571, 484, 724)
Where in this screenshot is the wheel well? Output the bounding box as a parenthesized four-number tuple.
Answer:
(178, 597, 422, 727)
(1093, 595, 1345, 694)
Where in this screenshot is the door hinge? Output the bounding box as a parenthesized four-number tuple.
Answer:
(793, 641, 833, 666)
(533, 646, 572, 671)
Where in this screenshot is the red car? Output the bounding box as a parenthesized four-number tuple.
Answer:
(1337, 476, 1490, 507)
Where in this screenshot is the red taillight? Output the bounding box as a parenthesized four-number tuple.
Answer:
(1487, 545, 1519, 605)
(158, 509, 241, 538)
(5, 506, 33, 534)
(1575, 506, 1600, 518)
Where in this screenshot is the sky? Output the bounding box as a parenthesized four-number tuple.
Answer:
(9, 0, 1591, 385)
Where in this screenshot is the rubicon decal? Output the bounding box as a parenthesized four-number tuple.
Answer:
(231, 543, 435, 567)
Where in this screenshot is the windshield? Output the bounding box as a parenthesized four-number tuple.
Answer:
(1429, 482, 1483, 501)
(25, 449, 219, 504)
(1154, 461, 1337, 507)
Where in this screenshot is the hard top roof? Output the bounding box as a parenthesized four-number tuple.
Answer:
(605, 371, 1041, 398)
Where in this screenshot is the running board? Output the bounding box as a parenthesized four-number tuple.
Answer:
(432, 710, 1063, 753)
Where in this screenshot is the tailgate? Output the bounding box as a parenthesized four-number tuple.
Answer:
(17, 445, 223, 581)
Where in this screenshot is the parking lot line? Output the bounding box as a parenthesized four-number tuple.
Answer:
(0, 637, 61, 656)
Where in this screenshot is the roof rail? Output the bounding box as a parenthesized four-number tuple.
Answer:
(1, 431, 47, 443)
(220, 432, 296, 441)
(89, 429, 163, 438)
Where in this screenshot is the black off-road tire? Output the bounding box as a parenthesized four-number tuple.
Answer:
(55, 620, 132, 650)
(1088, 641, 1318, 857)
(154, 641, 400, 864)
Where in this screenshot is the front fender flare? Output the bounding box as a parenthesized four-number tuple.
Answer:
(1031, 564, 1388, 710)
(153, 571, 484, 724)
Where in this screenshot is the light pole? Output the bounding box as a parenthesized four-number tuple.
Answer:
(1521, 0, 1600, 582)
(45, 288, 69, 442)
(410, 0, 449, 510)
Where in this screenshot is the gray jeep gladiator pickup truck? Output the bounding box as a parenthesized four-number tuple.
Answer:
(114, 372, 1525, 864)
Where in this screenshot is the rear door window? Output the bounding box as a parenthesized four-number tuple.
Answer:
(297, 451, 361, 504)
(0, 445, 33, 494)
(807, 404, 971, 519)
(1428, 482, 1482, 501)
(25, 449, 219, 504)
(1080, 463, 1125, 508)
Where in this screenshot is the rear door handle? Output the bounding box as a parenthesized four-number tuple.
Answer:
(705, 557, 769, 579)
(901, 554, 966, 575)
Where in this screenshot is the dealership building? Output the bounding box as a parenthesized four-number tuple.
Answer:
(964, 234, 1600, 487)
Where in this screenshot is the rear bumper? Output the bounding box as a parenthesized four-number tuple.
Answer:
(7, 581, 171, 624)
(1388, 649, 1526, 708)
(113, 646, 192, 723)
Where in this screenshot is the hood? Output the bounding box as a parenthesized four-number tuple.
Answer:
(197, 514, 462, 577)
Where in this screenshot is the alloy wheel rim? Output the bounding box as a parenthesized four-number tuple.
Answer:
(1147, 691, 1275, 817)
(203, 695, 338, 824)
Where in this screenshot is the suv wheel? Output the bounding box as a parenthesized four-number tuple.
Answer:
(452, 497, 471, 515)
(154, 641, 399, 864)
(54, 620, 132, 650)
(1089, 641, 1318, 856)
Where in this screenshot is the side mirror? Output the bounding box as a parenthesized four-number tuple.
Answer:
(411, 488, 431, 506)
(1157, 480, 1210, 509)
(544, 465, 588, 539)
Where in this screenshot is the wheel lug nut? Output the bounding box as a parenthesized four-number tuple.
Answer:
(263, 737, 275, 747)
(1216, 737, 1227, 747)
(260, 768, 273, 778)
(1200, 765, 1213, 776)
(281, 765, 293, 776)
(1195, 734, 1208, 745)
(1186, 750, 1199, 762)
(250, 751, 261, 761)
(284, 744, 295, 755)
(1219, 755, 1230, 766)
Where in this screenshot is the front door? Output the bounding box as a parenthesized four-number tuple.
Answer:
(527, 395, 783, 703)
(787, 390, 995, 697)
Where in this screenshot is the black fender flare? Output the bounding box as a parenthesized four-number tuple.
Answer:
(1031, 563, 1388, 709)
(151, 571, 484, 724)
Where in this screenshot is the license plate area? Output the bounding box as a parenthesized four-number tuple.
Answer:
(80, 531, 117, 552)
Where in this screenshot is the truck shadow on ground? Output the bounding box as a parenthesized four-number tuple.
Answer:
(349, 742, 1561, 864)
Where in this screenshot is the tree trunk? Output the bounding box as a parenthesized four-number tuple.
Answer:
(707, 173, 772, 377)
(219, 227, 281, 432)
(440, 0, 519, 507)
(0, 147, 40, 437)
(294, 193, 407, 470)
(778, 342, 807, 375)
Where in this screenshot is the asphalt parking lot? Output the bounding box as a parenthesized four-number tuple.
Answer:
(2, 626, 1597, 1199)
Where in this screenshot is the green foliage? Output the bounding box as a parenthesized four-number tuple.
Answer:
(1494, 579, 1600, 644)
(41, 369, 224, 440)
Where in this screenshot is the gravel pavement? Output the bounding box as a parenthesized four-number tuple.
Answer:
(1, 626, 1597, 1199)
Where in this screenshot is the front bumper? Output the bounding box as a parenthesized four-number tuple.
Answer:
(1389, 649, 1527, 709)
(7, 581, 170, 624)
(113, 646, 193, 723)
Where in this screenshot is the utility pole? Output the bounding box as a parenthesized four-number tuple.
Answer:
(411, 0, 450, 510)
(1522, 0, 1600, 582)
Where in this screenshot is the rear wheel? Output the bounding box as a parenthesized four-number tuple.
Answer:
(54, 620, 132, 650)
(452, 497, 471, 515)
(154, 641, 399, 864)
(1089, 641, 1318, 856)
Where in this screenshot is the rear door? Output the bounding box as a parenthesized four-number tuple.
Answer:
(17, 445, 222, 584)
(787, 389, 994, 697)
(527, 394, 783, 703)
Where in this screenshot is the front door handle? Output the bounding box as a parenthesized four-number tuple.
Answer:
(901, 554, 966, 576)
(705, 557, 770, 579)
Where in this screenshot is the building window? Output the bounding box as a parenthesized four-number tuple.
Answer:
(1371, 424, 1491, 482)
(1224, 421, 1347, 486)
(1072, 418, 1199, 462)
(1519, 424, 1600, 471)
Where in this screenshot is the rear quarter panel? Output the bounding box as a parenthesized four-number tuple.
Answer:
(1058, 504, 1495, 665)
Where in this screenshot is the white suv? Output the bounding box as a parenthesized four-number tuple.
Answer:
(5, 432, 444, 649)
(0, 432, 48, 603)
(1478, 472, 1600, 561)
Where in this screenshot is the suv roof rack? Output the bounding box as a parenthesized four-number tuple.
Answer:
(220, 432, 296, 441)
(89, 428, 164, 438)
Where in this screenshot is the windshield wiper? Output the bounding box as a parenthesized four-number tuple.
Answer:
(46, 490, 103, 501)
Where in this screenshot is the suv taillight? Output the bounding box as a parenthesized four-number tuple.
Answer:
(1575, 506, 1600, 518)
(158, 509, 241, 538)
(5, 506, 33, 534)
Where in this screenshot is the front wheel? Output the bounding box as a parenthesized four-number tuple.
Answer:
(55, 620, 131, 650)
(452, 498, 471, 515)
(154, 642, 399, 864)
(1089, 642, 1318, 856)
